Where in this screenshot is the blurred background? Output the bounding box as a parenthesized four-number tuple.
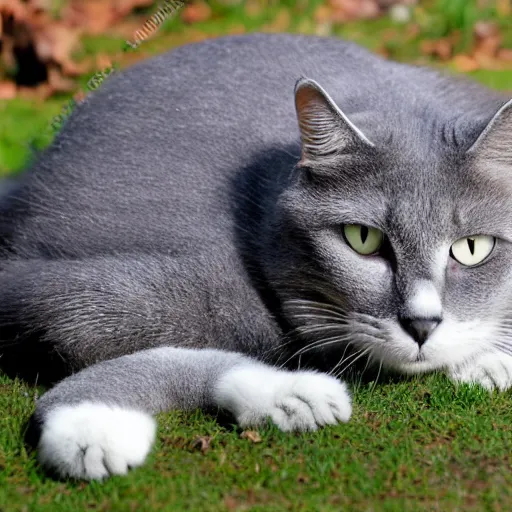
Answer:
(1, 0, 511, 176)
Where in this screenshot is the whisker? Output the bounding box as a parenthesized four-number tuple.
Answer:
(327, 341, 355, 377)
(263, 324, 347, 358)
(284, 298, 348, 317)
(331, 347, 362, 377)
(285, 302, 342, 312)
(369, 360, 383, 395)
(290, 314, 347, 322)
(292, 324, 347, 337)
(353, 349, 374, 392)
(335, 348, 371, 378)
(278, 335, 353, 369)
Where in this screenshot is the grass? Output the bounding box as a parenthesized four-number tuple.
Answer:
(1, 1, 512, 510)
(1, 372, 512, 511)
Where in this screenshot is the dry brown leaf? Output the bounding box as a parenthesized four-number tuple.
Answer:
(108, 18, 147, 38)
(453, 54, 480, 73)
(47, 66, 75, 93)
(0, 0, 28, 23)
(497, 0, 511, 16)
(181, 2, 212, 24)
(240, 430, 262, 443)
(73, 89, 86, 103)
(474, 20, 500, 40)
(329, 0, 380, 23)
(191, 435, 212, 454)
(62, 0, 117, 35)
(0, 80, 16, 99)
(113, 0, 155, 18)
(421, 38, 452, 61)
(297, 473, 310, 484)
(95, 54, 113, 70)
(497, 48, 512, 63)
(33, 22, 80, 65)
(223, 495, 239, 512)
(314, 5, 333, 24)
(17, 82, 52, 100)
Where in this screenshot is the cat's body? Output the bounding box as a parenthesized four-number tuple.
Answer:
(2, 33, 512, 480)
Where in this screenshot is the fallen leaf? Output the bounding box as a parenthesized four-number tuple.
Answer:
(314, 5, 333, 24)
(73, 89, 86, 103)
(474, 20, 500, 41)
(421, 38, 452, 60)
(191, 435, 212, 454)
(113, 0, 155, 18)
(497, 0, 511, 16)
(33, 22, 80, 65)
(17, 82, 52, 100)
(224, 495, 239, 512)
(453, 54, 480, 73)
(497, 48, 512, 63)
(240, 430, 262, 443)
(47, 66, 75, 93)
(329, 0, 380, 23)
(62, 0, 116, 35)
(0, 80, 16, 99)
(297, 473, 310, 484)
(181, 2, 211, 24)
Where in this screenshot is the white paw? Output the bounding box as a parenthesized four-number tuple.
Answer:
(448, 352, 512, 391)
(214, 364, 352, 431)
(37, 402, 156, 480)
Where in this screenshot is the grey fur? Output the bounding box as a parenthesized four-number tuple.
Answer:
(1, 34, 512, 476)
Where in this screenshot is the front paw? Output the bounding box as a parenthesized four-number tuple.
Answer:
(448, 352, 512, 391)
(36, 402, 156, 480)
(214, 365, 352, 431)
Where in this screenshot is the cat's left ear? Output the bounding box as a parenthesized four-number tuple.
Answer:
(467, 98, 512, 160)
(295, 78, 374, 166)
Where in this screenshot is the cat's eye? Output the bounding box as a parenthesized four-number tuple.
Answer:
(343, 224, 383, 255)
(450, 235, 495, 266)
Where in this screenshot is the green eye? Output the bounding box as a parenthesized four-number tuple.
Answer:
(343, 224, 383, 255)
(450, 235, 495, 266)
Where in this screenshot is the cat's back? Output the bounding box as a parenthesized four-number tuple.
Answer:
(2, 33, 504, 258)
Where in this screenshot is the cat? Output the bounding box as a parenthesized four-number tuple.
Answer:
(1, 33, 512, 481)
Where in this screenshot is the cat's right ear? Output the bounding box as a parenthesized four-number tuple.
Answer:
(294, 78, 373, 166)
(467, 98, 512, 165)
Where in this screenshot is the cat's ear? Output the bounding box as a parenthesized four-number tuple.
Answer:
(294, 78, 373, 165)
(467, 98, 512, 161)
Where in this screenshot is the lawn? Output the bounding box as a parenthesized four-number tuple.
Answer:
(2, 372, 511, 511)
(1, 1, 512, 510)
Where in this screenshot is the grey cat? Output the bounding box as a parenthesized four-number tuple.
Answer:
(1, 33, 512, 480)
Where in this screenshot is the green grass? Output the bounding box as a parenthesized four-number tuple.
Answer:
(1, 373, 511, 511)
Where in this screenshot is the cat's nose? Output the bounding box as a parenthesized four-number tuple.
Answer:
(400, 318, 441, 347)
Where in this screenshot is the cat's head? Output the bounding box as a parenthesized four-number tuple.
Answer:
(266, 77, 512, 375)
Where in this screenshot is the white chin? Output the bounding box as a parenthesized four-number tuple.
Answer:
(387, 359, 443, 375)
